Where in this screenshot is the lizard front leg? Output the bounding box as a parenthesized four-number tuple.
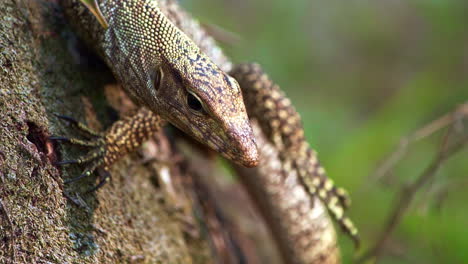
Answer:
(53, 107, 165, 190)
(230, 63, 359, 246)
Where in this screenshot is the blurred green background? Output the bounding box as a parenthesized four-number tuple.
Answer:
(183, 0, 468, 263)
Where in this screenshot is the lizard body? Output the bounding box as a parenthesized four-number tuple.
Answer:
(59, 0, 359, 258)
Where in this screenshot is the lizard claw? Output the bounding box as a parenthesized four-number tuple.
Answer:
(54, 159, 79, 166)
(54, 114, 109, 190)
(85, 170, 111, 193)
(49, 136, 71, 142)
(54, 113, 79, 125)
(54, 114, 104, 137)
(64, 171, 93, 184)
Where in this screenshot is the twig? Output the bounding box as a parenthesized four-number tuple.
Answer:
(201, 22, 241, 46)
(371, 102, 468, 182)
(420, 177, 468, 212)
(357, 130, 468, 263)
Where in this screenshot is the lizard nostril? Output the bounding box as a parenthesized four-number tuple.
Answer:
(242, 145, 259, 168)
(225, 123, 259, 168)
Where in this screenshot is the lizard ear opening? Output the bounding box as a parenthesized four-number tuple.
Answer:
(154, 68, 164, 91)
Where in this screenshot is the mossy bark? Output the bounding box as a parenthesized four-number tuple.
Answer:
(0, 1, 201, 263)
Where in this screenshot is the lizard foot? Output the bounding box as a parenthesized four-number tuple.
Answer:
(51, 108, 164, 192)
(51, 114, 110, 192)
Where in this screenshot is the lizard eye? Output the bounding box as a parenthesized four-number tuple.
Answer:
(186, 92, 205, 114)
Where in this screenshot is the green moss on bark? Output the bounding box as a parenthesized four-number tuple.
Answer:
(0, 1, 201, 263)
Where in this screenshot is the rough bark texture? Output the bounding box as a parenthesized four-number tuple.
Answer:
(0, 1, 200, 263)
(0, 0, 340, 263)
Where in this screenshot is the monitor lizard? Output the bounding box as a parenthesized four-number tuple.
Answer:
(58, 0, 358, 248)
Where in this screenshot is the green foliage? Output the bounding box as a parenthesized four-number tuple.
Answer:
(184, 0, 468, 262)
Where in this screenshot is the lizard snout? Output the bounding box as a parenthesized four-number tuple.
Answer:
(225, 122, 259, 168)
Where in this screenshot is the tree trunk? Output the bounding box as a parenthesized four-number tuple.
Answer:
(0, 1, 201, 263)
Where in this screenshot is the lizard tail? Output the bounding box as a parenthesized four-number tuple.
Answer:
(294, 146, 360, 247)
(231, 63, 360, 247)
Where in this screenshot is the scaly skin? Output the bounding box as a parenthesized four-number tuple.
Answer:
(59, 0, 358, 258)
(62, 0, 258, 168)
(231, 63, 359, 246)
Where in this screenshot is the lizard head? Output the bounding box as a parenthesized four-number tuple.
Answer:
(149, 54, 259, 168)
(96, 4, 258, 167)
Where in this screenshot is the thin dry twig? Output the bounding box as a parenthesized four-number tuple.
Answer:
(371, 102, 468, 182)
(418, 177, 468, 213)
(200, 22, 241, 46)
(357, 120, 468, 263)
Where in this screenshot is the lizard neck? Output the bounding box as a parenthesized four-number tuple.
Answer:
(97, 0, 220, 109)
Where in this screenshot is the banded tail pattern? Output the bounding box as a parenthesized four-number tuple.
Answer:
(230, 63, 359, 246)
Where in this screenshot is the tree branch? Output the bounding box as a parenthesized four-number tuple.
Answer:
(358, 104, 468, 263)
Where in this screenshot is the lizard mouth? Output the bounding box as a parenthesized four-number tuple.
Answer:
(199, 127, 259, 168)
(162, 102, 259, 167)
